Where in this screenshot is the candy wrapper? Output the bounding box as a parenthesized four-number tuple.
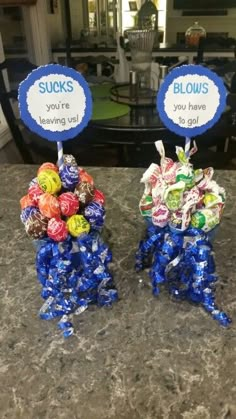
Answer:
(20, 155, 118, 338)
(136, 141, 231, 327)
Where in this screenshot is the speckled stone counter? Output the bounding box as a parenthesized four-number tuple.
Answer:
(0, 165, 236, 419)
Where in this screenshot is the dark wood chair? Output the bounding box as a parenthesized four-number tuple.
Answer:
(123, 93, 236, 168)
(196, 36, 236, 65)
(0, 59, 36, 163)
(189, 58, 236, 164)
(0, 59, 63, 164)
(191, 92, 236, 167)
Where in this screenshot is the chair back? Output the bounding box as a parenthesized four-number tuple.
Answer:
(196, 36, 236, 65)
(0, 59, 36, 163)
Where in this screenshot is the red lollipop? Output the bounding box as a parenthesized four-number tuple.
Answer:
(58, 192, 79, 216)
(28, 183, 43, 206)
(47, 217, 68, 242)
(93, 189, 105, 206)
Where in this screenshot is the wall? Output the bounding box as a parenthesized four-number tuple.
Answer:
(0, 7, 26, 48)
(166, 0, 236, 43)
(69, 1, 84, 39)
(46, 1, 64, 47)
(46, 1, 87, 47)
(47, 1, 167, 46)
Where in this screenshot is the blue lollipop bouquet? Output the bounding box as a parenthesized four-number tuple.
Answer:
(20, 156, 118, 338)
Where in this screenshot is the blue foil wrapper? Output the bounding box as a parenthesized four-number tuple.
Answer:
(60, 164, 79, 190)
(20, 206, 39, 224)
(36, 232, 118, 338)
(29, 177, 38, 188)
(136, 225, 231, 327)
(84, 202, 105, 229)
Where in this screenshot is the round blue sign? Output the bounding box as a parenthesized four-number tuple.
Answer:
(157, 65, 227, 138)
(18, 64, 93, 142)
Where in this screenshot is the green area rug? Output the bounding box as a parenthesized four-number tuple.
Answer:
(92, 99, 130, 120)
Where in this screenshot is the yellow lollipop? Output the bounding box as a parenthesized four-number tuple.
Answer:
(67, 214, 90, 237)
(37, 169, 61, 194)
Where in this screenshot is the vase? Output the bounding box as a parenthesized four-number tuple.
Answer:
(185, 21, 206, 47)
(127, 29, 156, 89)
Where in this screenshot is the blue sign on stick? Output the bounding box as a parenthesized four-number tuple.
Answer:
(18, 64, 93, 142)
(157, 65, 227, 138)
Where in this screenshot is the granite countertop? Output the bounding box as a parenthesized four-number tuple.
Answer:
(0, 165, 236, 419)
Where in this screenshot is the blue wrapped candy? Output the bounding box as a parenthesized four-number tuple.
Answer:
(60, 164, 79, 190)
(84, 202, 105, 229)
(35, 232, 118, 338)
(29, 177, 38, 188)
(20, 206, 39, 224)
(136, 225, 231, 326)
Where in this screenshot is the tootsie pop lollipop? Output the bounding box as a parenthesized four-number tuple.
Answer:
(25, 212, 48, 239)
(74, 181, 95, 206)
(37, 169, 61, 194)
(47, 217, 68, 242)
(38, 193, 61, 218)
(58, 192, 79, 216)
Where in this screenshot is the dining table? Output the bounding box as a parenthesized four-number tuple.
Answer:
(86, 83, 233, 168)
(89, 83, 231, 141)
(0, 164, 236, 419)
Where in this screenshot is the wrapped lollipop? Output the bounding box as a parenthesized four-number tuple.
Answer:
(18, 64, 118, 338)
(136, 141, 231, 326)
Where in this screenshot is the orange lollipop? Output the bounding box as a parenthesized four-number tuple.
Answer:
(38, 193, 60, 218)
(37, 162, 58, 175)
(20, 194, 35, 209)
(78, 168, 94, 185)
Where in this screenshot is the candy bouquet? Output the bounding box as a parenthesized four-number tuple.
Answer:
(20, 155, 118, 338)
(136, 141, 231, 326)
